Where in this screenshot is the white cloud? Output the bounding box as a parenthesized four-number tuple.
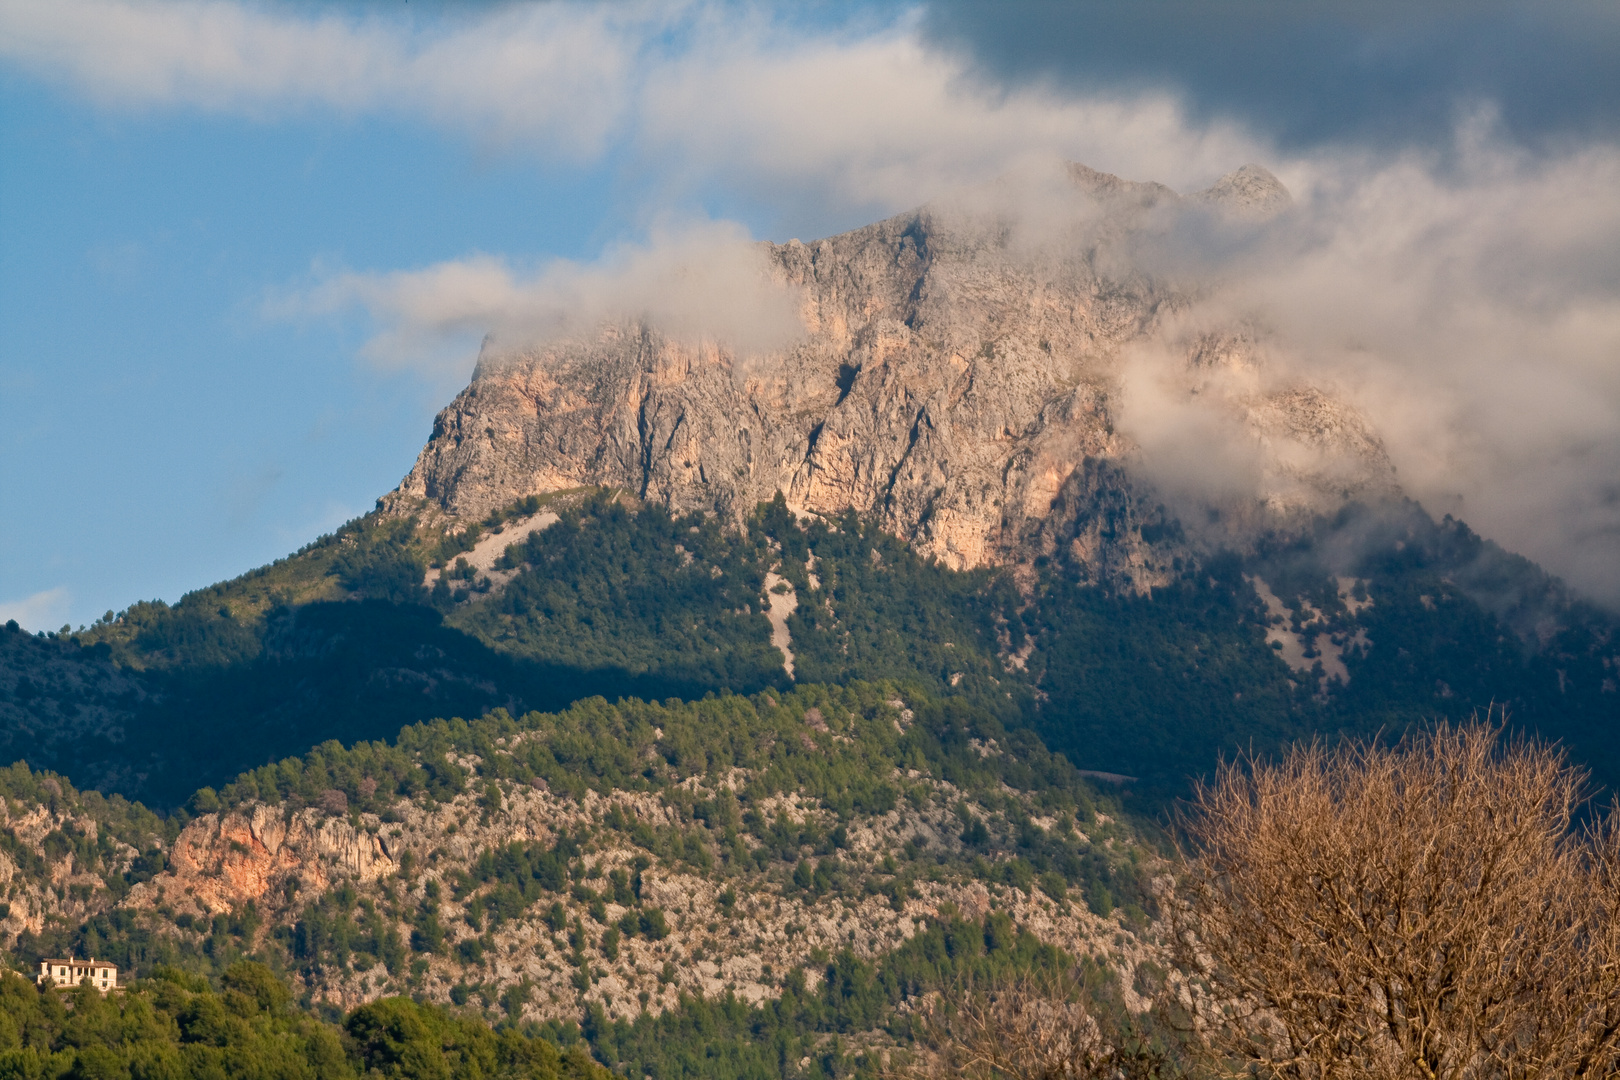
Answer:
(4, 0, 1616, 603)
(632, 8, 1262, 223)
(0, 0, 640, 155)
(0, 587, 71, 632)
(275, 220, 805, 375)
(1111, 135, 1620, 605)
(0, 0, 1262, 221)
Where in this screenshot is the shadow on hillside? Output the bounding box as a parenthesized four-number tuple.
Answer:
(79, 600, 781, 809)
(1027, 504, 1620, 814)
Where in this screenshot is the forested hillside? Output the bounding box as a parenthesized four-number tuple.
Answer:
(0, 683, 1190, 1079)
(2, 491, 1613, 809)
(0, 960, 607, 1080)
(0, 491, 1613, 1078)
(0, 493, 1610, 811)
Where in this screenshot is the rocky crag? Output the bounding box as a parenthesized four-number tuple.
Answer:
(139, 803, 396, 917)
(386, 163, 1396, 589)
(0, 688, 1193, 1032)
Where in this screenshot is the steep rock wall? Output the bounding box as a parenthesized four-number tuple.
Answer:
(131, 804, 396, 915)
(386, 164, 1396, 586)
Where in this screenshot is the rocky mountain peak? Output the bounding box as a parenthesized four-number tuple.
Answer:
(384, 163, 1393, 589)
(1190, 163, 1292, 218)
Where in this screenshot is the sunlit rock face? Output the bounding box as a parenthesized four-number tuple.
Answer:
(387, 163, 1396, 589)
(132, 804, 397, 916)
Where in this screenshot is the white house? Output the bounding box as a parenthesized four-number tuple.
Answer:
(36, 958, 120, 993)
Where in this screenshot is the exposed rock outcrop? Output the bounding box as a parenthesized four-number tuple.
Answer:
(0, 799, 138, 942)
(385, 163, 1396, 587)
(131, 804, 396, 915)
(0, 692, 1218, 1028)
(130, 749, 1172, 1024)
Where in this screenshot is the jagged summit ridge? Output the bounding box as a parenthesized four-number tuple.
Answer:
(386, 164, 1392, 587)
(1190, 162, 1292, 218)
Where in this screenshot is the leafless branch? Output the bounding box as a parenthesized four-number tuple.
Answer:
(1170, 722, 1620, 1080)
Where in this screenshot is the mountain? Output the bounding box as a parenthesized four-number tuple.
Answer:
(386, 164, 1395, 589)
(0, 161, 1615, 1079)
(2, 164, 1614, 811)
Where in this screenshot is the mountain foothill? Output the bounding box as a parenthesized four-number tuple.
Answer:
(0, 165, 1615, 1080)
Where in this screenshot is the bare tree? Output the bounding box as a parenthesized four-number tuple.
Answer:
(1171, 723, 1620, 1079)
(893, 970, 1178, 1080)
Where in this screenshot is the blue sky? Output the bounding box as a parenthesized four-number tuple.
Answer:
(1, 90, 588, 627)
(1, 67, 630, 630)
(2, 0, 1618, 628)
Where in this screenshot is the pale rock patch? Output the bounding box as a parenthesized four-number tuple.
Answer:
(763, 570, 798, 678)
(424, 510, 558, 594)
(1249, 576, 1374, 695)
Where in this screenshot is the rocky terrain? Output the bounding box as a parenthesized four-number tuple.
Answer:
(386, 163, 1397, 589)
(0, 687, 1183, 1036)
(139, 772, 1163, 1025)
(150, 802, 396, 917)
(0, 792, 142, 943)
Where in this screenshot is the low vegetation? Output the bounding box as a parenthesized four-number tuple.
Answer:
(0, 960, 605, 1080)
(1, 491, 1615, 1078)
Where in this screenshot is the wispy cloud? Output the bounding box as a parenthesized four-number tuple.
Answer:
(1111, 134, 1620, 605)
(0, 0, 638, 155)
(271, 220, 806, 374)
(0, 0, 1263, 222)
(628, 7, 1262, 220)
(0, 587, 71, 632)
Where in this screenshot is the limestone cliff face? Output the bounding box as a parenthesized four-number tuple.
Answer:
(386, 164, 1396, 586)
(129, 804, 396, 916)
